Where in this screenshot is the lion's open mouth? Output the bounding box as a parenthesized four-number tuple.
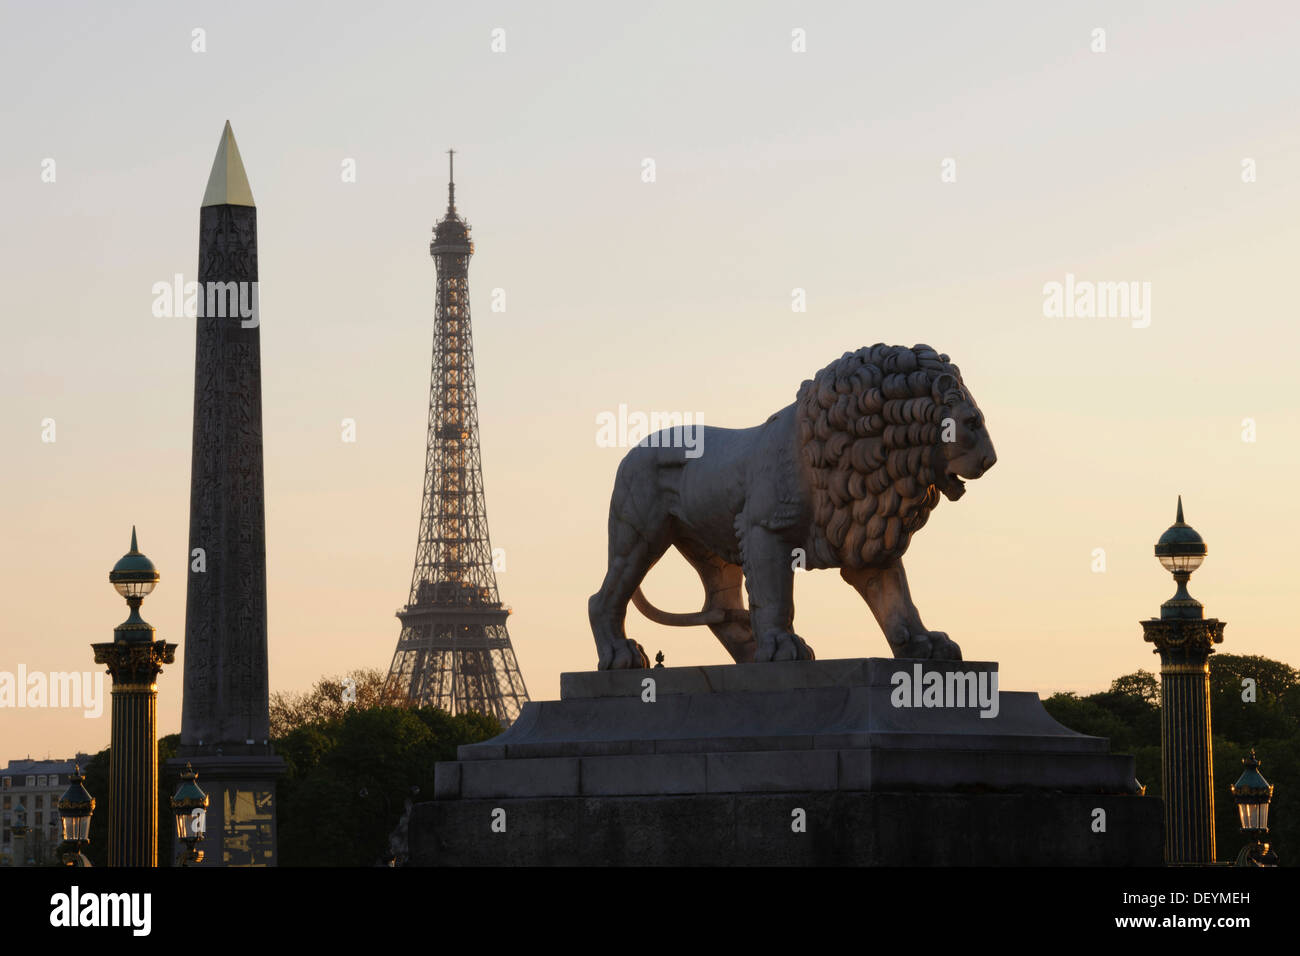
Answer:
(940, 472, 966, 500)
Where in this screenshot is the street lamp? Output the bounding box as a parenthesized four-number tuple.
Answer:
(1153, 497, 1208, 619)
(1231, 750, 1278, 867)
(170, 763, 209, 866)
(92, 527, 176, 866)
(1141, 497, 1225, 864)
(57, 765, 95, 866)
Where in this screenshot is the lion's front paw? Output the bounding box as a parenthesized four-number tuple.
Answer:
(925, 631, 962, 661)
(754, 631, 816, 663)
(889, 628, 962, 661)
(598, 637, 650, 670)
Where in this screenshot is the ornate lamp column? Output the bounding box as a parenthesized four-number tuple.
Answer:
(92, 528, 176, 866)
(1141, 498, 1224, 864)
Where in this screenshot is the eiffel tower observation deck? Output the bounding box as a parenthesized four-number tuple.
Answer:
(386, 152, 530, 725)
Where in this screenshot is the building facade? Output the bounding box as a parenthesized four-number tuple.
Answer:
(1, 754, 93, 866)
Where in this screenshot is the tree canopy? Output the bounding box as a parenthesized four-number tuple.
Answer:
(273, 686, 501, 865)
(269, 667, 408, 738)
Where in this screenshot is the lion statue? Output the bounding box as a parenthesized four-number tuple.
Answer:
(589, 343, 996, 669)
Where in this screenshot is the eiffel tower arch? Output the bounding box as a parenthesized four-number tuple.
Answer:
(386, 151, 529, 725)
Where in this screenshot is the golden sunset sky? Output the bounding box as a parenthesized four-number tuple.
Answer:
(2, 1, 1298, 758)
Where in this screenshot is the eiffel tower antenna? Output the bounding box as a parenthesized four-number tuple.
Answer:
(446, 147, 456, 212)
(386, 152, 530, 725)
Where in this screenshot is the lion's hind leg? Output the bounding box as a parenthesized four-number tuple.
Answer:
(589, 473, 672, 669)
(676, 542, 755, 663)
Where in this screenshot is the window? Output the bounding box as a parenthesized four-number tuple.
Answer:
(35, 811, 43, 826)
(2, 796, 9, 810)
(25, 776, 34, 787)
(37, 775, 47, 787)
(2, 777, 9, 789)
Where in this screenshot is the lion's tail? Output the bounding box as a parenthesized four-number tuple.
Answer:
(631, 588, 750, 628)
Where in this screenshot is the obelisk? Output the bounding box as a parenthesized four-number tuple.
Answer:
(167, 121, 284, 866)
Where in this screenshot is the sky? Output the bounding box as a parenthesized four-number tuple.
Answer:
(2, 0, 1298, 760)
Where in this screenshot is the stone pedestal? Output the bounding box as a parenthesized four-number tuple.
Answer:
(163, 754, 283, 867)
(409, 659, 1162, 865)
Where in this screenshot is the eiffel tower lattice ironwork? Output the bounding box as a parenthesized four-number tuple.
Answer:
(386, 150, 529, 725)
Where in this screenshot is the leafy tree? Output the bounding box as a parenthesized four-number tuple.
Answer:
(270, 667, 408, 738)
(1111, 670, 1159, 706)
(1209, 654, 1299, 744)
(276, 704, 501, 866)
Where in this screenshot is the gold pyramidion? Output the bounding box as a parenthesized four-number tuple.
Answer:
(201, 120, 255, 208)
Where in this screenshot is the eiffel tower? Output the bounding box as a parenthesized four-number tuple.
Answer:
(386, 151, 529, 725)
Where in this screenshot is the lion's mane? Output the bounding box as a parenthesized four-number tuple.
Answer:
(795, 343, 966, 569)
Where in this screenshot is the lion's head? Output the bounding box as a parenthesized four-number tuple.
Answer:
(795, 343, 996, 569)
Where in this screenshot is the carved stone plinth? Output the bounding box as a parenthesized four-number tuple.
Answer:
(164, 755, 283, 867)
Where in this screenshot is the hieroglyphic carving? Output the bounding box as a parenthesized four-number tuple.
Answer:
(181, 202, 271, 753)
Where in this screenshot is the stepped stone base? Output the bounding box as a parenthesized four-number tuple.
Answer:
(408, 658, 1162, 866)
(410, 791, 1161, 866)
